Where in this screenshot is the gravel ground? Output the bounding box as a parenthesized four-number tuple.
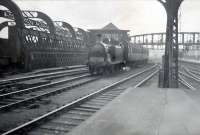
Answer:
(0, 64, 154, 133)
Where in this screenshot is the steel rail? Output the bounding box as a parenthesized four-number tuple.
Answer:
(0, 73, 90, 99)
(0, 75, 98, 111)
(0, 68, 88, 85)
(1, 64, 158, 135)
(180, 61, 200, 74)
(0, 69, 88, 91)
(190, 70, 200, 77)
(133, 69, 159, 88)
(183, 67, 200, 81)
(179, 71, 200, 83)
(178, 74, 196, 90)
(186, 66, 200, 73)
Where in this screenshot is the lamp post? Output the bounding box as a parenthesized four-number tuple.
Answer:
(158, 0, 184, 88)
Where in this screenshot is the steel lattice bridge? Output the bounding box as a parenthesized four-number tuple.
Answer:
(131, 32, 200, 50)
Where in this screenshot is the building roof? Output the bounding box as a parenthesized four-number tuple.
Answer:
(88, 22, 129, 32)
(102, 23, 119, 30)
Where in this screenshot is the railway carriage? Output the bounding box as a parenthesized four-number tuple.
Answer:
(126, 43, 149, 65)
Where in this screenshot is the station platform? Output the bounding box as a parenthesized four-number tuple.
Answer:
(68, 87, 200, 135)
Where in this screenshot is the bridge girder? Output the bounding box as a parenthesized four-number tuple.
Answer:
(0, 10, 55, 34)
(0, 0, 24, 28)
(54, 21, 77, 39)
(131, 32, 200, 49)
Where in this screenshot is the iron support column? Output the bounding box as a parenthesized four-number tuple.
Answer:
(158, 0, 184, 88)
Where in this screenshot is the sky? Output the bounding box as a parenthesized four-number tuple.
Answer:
(1, 0, 200, 35)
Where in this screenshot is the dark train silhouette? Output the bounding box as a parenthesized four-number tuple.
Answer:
(88, 37, 149, 75)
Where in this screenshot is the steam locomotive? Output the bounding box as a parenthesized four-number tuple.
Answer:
(88, 38, 149, 74)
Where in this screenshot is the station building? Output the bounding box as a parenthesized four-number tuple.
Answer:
(88, 23, 130, 46)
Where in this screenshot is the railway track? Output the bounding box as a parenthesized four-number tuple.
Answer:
(1, 64, 158, 135)
(0, 73, 97, 111)
(0, 65, 87, 78)
(0, 67, 88, 86)
(0, 71, 90, 97)
(180, 61, 200, 74)
(0, 68, 88, 94)
(179, 66, 200, 90)
(186, 69, 200, 78)
(181, 64, 200, 77)
(180, 60, 200, 70)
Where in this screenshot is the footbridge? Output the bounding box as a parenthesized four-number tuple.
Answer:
(131, 32, 200, 50)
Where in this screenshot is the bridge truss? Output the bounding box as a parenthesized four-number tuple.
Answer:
(131, 32, 200, 50)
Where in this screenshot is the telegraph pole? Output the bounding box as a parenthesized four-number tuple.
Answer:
(158, 0, 184, 88)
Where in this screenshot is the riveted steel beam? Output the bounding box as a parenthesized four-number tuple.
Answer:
(0, 9, 55, 34)
(23, 10, 55, 34)
(0, 0, 24, 28)
(0, 21, 9, 31)
(158, 0, 184, 88)
(77, 28, 88, 41)
(54, 21, 76, 39)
